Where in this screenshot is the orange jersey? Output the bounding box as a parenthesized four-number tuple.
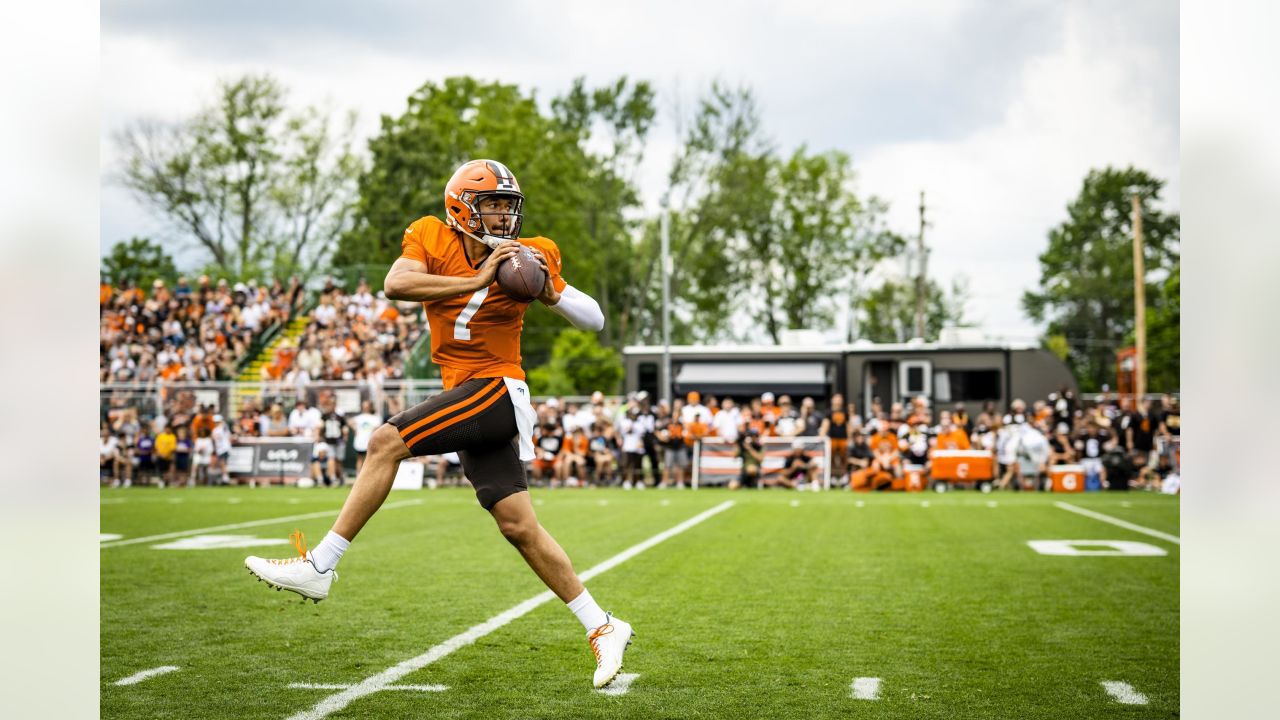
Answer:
(400, 216, 567, 389)
(935, 428, 971, 450)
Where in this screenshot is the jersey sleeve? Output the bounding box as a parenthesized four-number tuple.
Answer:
(399, 218, 430, 266)
(527, 237, 567, 293)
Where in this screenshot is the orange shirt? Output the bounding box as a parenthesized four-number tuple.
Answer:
(683, 420, 709, 447)
(400, 216, 567, 389)
(935, 428, 971, 450)
(871, 430, 899, 455)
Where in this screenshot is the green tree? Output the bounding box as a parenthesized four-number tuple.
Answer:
(115, 74, 359, 280)
(1022, 167, 1180, 391)
(337, 76, 654, 365)
(1142, 263, 1180, 392)
(858, 277, 968, 343)
(653, 83, 898, 344)
(526, 329, 624, 396)
(100, 236, 178, 288)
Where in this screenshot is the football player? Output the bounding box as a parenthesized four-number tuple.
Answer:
(245, 159, 632, 688)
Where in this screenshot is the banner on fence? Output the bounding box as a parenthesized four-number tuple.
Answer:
(693, 436, 830, 490)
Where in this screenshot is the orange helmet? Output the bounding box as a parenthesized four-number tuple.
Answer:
(444, 159, 524, 246)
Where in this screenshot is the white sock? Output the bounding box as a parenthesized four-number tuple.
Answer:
(309, 531, 350, 573)
(566, 589, 609, 631)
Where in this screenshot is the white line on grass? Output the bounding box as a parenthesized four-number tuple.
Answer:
(851, 677, 881, 700)
(1101, 680, 1148, 704)
(99, 499, 423, 549)
(1054, 502, 1180, 545)
(289, 683, 449, 692)
(114, 665, 180, 685)
(286, 500, 736, 720)
(597, 673, 639, 696)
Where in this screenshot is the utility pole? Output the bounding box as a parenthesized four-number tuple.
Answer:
(914, 190, 928, 340)
(660, 193, 672, 406)
(1131, 194, 1147, 402)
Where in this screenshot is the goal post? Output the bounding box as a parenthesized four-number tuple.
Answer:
(693, 436, 831, 490)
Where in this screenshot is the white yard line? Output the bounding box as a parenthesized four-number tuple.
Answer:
(851, 677, 881, 700)
(114, 665, 180, 686)
(286, 500, 736, 720)
(597, 673, 640, 696)
(1054, 502, 1180, 545)
(100, 499, 423, 549)
(289, 683, 448, 692)
(1101, 680, 1148, 704)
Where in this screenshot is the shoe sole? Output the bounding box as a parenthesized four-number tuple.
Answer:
(595, 629, 636, 689)
(245, 564, 326, 604)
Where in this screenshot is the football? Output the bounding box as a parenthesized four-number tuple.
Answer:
(496, 247, 546, 302)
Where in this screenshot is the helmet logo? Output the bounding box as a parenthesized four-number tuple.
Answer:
(468, 219, 478, 229)
(486, 160, 519, 191)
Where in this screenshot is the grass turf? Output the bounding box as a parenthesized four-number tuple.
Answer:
(101, 487, 1179, 719)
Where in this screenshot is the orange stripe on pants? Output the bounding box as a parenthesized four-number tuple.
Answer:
(397, 377, 503, 439)
(406, 384, 510, 449)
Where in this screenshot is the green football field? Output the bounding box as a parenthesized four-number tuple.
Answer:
(101, 486, 1179, 719)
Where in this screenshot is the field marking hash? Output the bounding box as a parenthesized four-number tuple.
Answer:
(114, 665, 180, 686)
(851, 677, 881, 700)
(1101, 680, 1149, 704)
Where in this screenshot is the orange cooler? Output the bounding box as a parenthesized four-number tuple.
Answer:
(931, 450, 994, 482)
(1050, 464, 1085, 492)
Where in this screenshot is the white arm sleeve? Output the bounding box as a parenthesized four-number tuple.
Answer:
(547, 283, 605, 332)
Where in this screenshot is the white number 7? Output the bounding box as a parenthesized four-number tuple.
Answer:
(454, 287, 489, 341)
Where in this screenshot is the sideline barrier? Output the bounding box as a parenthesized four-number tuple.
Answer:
(693, 436, 831, 490)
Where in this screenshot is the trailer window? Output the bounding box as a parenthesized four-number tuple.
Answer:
(940, 369, 1001, 401)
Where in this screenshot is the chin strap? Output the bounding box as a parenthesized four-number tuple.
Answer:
(547, 284, 605, 332)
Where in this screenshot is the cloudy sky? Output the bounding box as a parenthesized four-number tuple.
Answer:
(101, 0, 1178, 342)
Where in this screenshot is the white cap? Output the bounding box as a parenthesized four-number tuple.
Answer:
(762, 392, 776, 403)
(213, 414, 224, 423)
(546, 398, 560, 408)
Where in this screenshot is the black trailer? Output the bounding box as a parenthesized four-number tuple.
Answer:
(623, 340, 1076, 415)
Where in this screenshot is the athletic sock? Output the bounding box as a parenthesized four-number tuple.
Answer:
(309, 530, 350, 573)
(566, 589, 609, 631)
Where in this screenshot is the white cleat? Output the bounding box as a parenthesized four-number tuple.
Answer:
(244, 530, 336, 603)
(588, 614, 634, 688)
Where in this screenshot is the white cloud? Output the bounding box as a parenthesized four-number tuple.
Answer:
(857, 6, 1179, 340)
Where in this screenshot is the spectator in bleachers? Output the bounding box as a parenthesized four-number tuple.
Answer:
(847, 430, 872, 489)
(779, 440, 812, 489)
(868, 423, 902, 490)
(730, 425, 764, 491)
(657, 404, 688, 488)
(1047, 423, 1075, 466)
(262, 403, 291, 437)
(351, 400, 383, 474)
(933, 411, 970, 450)
(562, 426, 590, 486)
(618, 406, 648, 489)
(191, 427, 214, 486)
(712, 397, 741, 443)
(589, 421, 619, 484)
(798, 397, 822, 437)
(531, 420, 564, 487)
(820, 393, 853, 484)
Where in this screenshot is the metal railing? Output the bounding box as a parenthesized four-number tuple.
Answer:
(100, 379, 446, 423)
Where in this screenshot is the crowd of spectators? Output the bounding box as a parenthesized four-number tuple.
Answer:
(100, 377, 1180, 495)
(517, 388, 1181, 493)
(100, 275, 303, 384)
(99, 388, 388, 489)
(257, 279, 425, 389)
